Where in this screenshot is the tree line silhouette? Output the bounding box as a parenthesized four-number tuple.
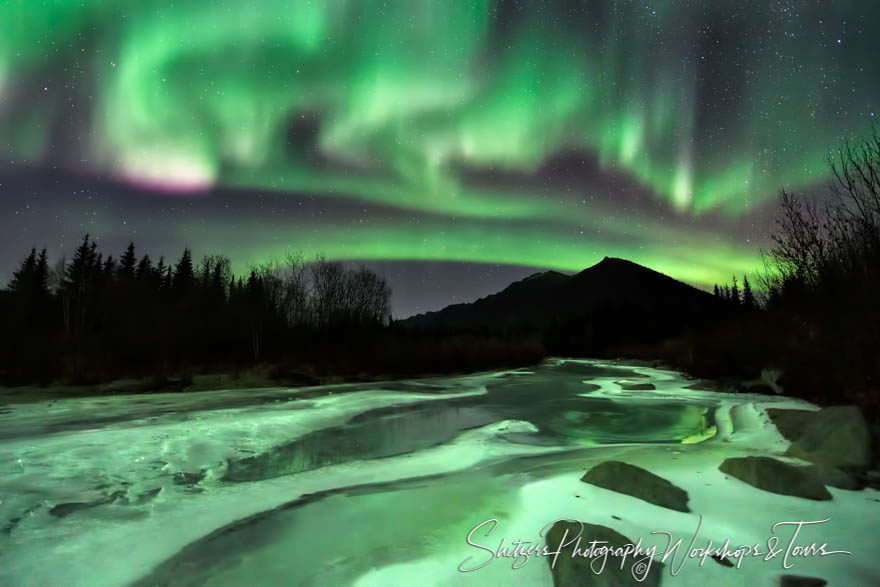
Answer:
(761, 127, 880, 405)
(668, 127, 880, 408)
(0, 239, 395, 385)
(713, 275, 756, 309)
(1, 237, 544, 388)
(3, 129, 879, 406)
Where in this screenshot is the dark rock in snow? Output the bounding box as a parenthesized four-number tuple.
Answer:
(125, 487, 163, 505)
(769, 406, 871, 470)
(173, 471, 206, 486)
(49, 490, 126, 518)
(804, 464, 864, 490)
(779, 574, 827, 586)
(711, 553, 735, 567)
(766, 409, 815, 441)
(785, 406, 871, 469)
(545, 520, 663, 586)
(581, 461, 690, 512)
(719, 456, 832, 501)
(866, 469, 880, 490)
(615, 380, 656, 391)
(742, 382, 775, 395)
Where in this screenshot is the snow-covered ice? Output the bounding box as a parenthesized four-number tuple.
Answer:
(0, 359, 876, 586)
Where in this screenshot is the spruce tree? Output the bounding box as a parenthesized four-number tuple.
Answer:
(34, 248, 49, 296)
(155, 257, 167, 290)
(136, 254, 153, 279)
(742, 275, 755, 309)
(172, 248, 195, 294)
(103, 255, 116, 279)
(62, 234, 98, 334)
(8, 248, 38, 294)
(119, 243, 137, 280)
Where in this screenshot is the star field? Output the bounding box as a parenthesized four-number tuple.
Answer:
(1, 1, 877, 316)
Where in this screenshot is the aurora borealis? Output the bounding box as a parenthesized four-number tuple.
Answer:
(1, 1, 878, 316)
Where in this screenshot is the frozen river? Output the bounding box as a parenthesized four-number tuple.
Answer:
(1, 359, 877, 585)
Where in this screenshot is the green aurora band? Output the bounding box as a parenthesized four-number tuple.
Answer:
(1, 1, 878, 287)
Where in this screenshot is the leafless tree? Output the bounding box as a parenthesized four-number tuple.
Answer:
(346, 265, 391, 324)
(764, 126, 880, 300)
(282, 252, 309, 326)
(49, 255, 66, 294)
(309, 256, 347, 326)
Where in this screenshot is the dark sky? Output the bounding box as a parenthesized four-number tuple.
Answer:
(1, 1, 877, 317)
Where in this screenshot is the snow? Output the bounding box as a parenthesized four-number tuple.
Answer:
(0, 359, 876, 586)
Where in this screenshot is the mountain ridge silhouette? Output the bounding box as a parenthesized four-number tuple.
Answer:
(401, 257, 719, 333)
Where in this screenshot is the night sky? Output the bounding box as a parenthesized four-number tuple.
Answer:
(1, 1, 877, 317)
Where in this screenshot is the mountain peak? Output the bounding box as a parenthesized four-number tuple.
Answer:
(401, 257, 717, 331)
(597, 256, 633, 266)
(575, 256, 642, 277)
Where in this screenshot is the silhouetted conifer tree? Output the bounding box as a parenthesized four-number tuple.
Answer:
(119, 243, 137, 280)
(155, 257, 168, 291)
(2, 235, 394, 384)
(742, 275, 755, 309)
(8, 248, 38, 294)
(103, 255, 116, 279)
(62, 235, 98, 335)
(172, 248, 195, 294)
(136, 254, 153, 280)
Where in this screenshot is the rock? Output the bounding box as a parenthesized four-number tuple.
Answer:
(804, 464, 864, 490)
(866, 469, 880, 490)
(785, 406, 871, 469)
(684, 381, 715, 392)
(766, 409, 814, 441)
(719, 457, 832, 500)
(123, 487, 163, 506)
(761, 367, 784, 394)
(96, 378, 144, 394)
(716, 377, 747, 394)
(742, 381, 776, 395)
(615, 380, 656, 391)
(711, 553, 735, 567)
(49, 490, 126, 518)
(173, 471, 206, 486)
(581, 461, 690, 512)
(779, 574, 827, 586)
(545, 520, 663, 586)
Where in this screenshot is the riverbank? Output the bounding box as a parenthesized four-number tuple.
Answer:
(2, 359, 878, 586)
(0, 359, 538, 404)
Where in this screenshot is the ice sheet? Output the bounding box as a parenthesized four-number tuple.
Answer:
(1, 359, 873, 586)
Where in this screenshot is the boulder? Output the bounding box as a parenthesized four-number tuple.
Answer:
(761, 367, 784, 395)
(545, 520, 663, 587)
(866, 469, 880, 490)
(581, 461, 690, 512)
(766, 409, 814, 441)
(719, 456, 832, 500)
(615, 380, 656, 391)
(779, 574, 827, 587)
(742, 381, 776, 395)
(716, 377, 747, 394)
(173, 471, 206, 486)
(49, 490, 126, 518)
(785, 406, 871, 469)
(804, 464, 864, 490)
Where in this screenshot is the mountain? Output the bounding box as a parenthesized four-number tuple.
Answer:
(401, 257, 722, 343)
